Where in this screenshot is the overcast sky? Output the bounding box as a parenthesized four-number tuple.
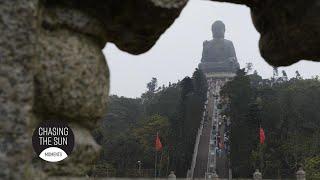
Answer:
(103, 0, 320, 98)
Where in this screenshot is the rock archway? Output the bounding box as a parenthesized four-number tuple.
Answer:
(0, 0, 319, 179)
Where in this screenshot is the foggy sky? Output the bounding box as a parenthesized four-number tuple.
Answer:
(103, 0, 320, 98)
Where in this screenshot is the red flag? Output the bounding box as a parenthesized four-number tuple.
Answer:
(219, 142, 224, 149)
(155, 133, 163, 151)
(259, 127, 265, 144)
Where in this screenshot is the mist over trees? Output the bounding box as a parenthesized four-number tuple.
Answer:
(93, 66, 320, 179)
(221, 69, 320, 179)
(93, 68, 208, 177)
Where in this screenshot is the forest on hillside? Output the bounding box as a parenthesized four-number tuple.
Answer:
(91, 67, 320, 179)
(92, 69, 208, 177)
(221, 68, 320, 179)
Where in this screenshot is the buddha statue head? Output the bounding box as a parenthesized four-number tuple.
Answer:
(211, 20, 225, 39)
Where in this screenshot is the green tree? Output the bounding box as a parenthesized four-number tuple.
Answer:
(221, 69, 320, 178)
(147, 77, 158, 93)
(94, 69, 207, 177)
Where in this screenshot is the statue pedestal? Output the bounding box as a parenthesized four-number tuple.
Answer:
(198, 61, 239, 76)
(205, 72, 236, 79)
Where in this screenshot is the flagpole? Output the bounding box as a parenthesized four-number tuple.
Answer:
(259, 125, 262, 171)
(155, 132, 158, 179)
(257, 100, 263, 172)
(166, 151, 170, 176)
(159, 149, 163, 177)
(155, 149, 157, 179)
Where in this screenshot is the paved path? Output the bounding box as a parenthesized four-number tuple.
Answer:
(193, 92, 214, 178)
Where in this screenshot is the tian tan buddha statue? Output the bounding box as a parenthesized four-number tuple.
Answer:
(199, 20, 240, 73)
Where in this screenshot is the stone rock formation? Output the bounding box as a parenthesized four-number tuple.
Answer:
(1, 0, 319, 179)
(210, 0, 320, 66)
(0, 0, 187, 179)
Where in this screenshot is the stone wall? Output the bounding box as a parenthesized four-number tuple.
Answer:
(1, 0, 318, 179)
(0, 0, 186, 179)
